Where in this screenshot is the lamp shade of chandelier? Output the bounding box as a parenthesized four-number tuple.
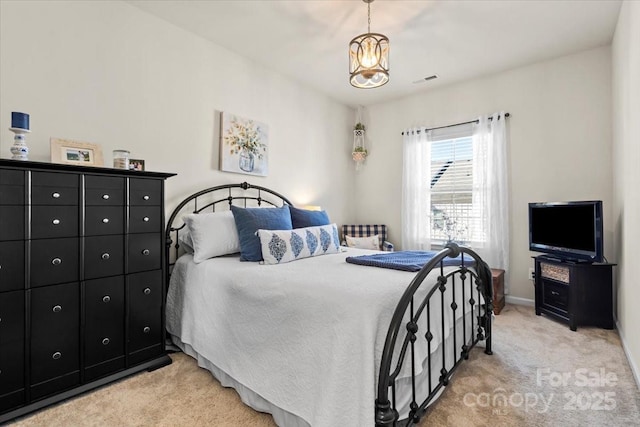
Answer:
(349, 0, 389, 89)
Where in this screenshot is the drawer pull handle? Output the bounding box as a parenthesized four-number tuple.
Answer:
(102, 194, 110, 200)
(52, 305, 62, 313)
(143, 216, 150, 222)
(143, 287, 151, 295)
(102, 338, 110, 346)
(551, 291, 559, 296)
(52, 219, 61, 225)
(143, 195, 150, 201)
(52, 258, 62, 266)
(143, 326, 151, 334)
(102, 218, 110, 224)
(142, 249, 150, 256)
(52, 352, 62, 360)
(52, 192, 61, 199)
(102, 253, 110, 260)
(103, 295, 111, 303)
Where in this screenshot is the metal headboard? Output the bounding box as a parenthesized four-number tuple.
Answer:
(164, 181, 293, 277)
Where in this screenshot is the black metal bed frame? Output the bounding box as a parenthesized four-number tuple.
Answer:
(164, 182, 493, 426)
(375, 244, 493, 426)
(164, 181, 292, 274)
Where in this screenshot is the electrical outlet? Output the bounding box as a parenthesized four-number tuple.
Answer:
(528, 268, 535, 281)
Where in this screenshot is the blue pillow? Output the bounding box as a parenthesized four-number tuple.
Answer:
(290, 206, 330, 228)
(231, 205, 293, 261)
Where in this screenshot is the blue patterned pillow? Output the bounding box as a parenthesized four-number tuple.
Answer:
(257, 224, 341, 264)
(289, 206, 331, 228)
(231, 205, 293, 261)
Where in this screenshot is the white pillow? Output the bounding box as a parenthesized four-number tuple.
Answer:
(183, 211, 241, 263)
(178, 231, 194, 254)
(345, 234, 380, 250)
(257, 224, 340, 265)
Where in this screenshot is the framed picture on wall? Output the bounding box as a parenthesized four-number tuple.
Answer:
(219, 112, 269, 176)
(50, 138, 104, 167)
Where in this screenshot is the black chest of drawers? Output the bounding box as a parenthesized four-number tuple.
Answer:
(0, 159, 175, 422)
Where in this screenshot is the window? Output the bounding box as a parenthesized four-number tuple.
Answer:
(402, 113, 508, 269)
(430, 133, 484, 245)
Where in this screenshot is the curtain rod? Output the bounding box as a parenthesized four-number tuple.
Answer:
(401, 112, 510, 135)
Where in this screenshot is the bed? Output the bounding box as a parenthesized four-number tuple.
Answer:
(164, 182, 493, 427)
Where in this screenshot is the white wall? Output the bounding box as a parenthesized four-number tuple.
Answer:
(0, 0, 355, 223)
(358, 47, 613, 301)
(612, 0, 640, 386)
(0, 1, 625, 318)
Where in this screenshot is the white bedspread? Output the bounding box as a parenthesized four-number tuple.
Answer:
(166, 248, 475, 427)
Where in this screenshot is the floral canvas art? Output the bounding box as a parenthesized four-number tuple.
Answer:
(220, 112, 268, 176)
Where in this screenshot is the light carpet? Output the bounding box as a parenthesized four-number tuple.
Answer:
(10, 304, 640, 426)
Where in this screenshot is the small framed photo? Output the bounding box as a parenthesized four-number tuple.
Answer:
(50, 138, 104, 167)
(129, 159, 145, 171)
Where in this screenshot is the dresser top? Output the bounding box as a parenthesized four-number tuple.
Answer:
(0, 158, 176, 179)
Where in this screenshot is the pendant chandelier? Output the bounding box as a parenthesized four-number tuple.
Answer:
(349, 0, 389, 89)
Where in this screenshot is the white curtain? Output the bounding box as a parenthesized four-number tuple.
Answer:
(402, 127, 432, 250)
(472, 112, 509, 271)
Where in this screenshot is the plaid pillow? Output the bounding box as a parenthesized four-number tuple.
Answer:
(341, 225, 393, 251)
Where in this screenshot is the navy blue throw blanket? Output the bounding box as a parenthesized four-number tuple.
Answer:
(345, 250, 473, 272)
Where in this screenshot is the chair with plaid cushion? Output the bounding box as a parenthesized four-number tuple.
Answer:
(341, 224, 394, 252)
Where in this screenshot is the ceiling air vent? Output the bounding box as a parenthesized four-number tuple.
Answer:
(412, 74, 439, 84)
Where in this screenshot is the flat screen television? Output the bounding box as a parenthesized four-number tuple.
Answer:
(528, 200, 603, 263)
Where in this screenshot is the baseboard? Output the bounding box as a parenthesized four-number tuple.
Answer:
(615, 317, 640, 391)
(505, 295, 535, 307)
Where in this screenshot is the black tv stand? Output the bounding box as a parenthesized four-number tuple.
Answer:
(537, 255, 564, 263)
(538, 255, 595, 264)
(534, 256, 615, 331)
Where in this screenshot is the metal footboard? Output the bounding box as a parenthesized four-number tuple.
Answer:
(375, 243, 493, 426)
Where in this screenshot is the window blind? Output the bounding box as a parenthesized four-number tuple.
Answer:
(430, 136, 484, 244)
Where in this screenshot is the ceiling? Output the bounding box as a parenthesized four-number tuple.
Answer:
(126, 0, 622, 108)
